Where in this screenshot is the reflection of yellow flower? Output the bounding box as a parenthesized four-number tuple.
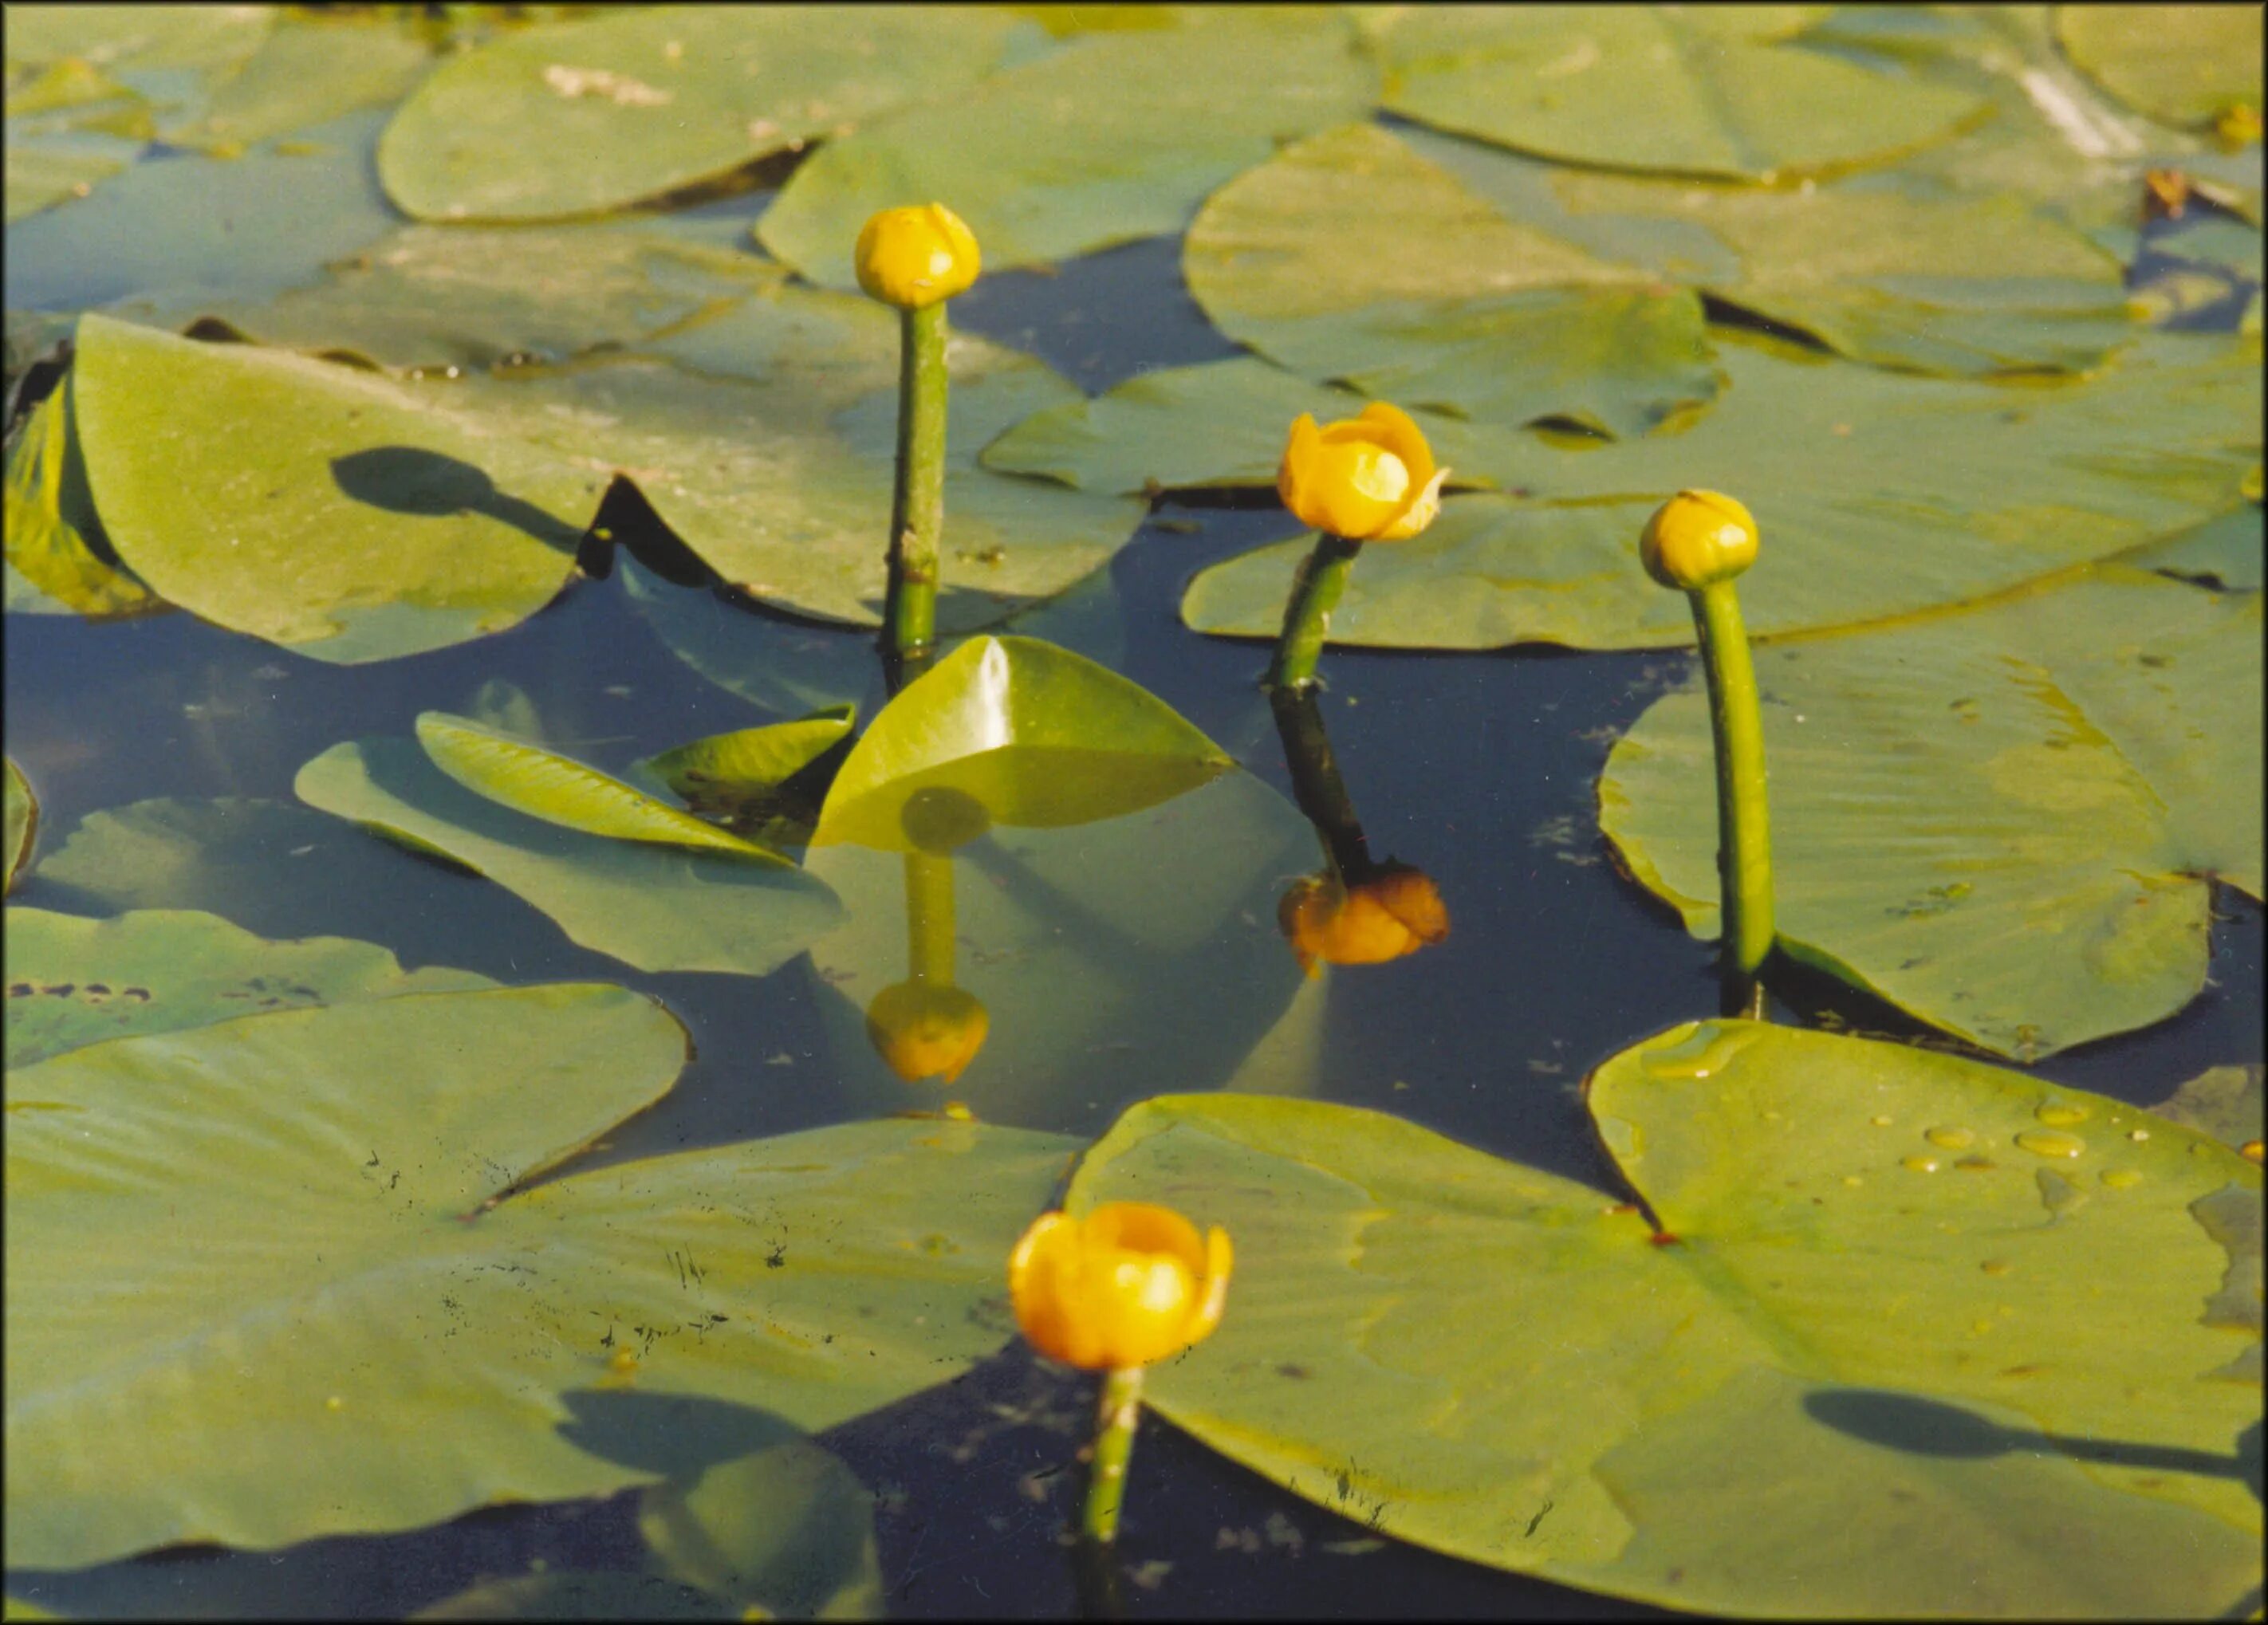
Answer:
(1278, 403, 1448, 542)
(1278, 864, 1449, 978)
(855, 203, 981, 309)
(865, 980, 989, 1084)
(1010, 1202, 1232, 1371)
(1640, 490, 1758, 591)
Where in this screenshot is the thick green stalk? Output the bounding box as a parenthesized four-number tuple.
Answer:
(1266, 530, 1364, 691)
(885, 302, 950, 659)
(1689, 580, 1774, 1010)
(904, 848, 955, 986)
(1079, 1365, 1145, 1544)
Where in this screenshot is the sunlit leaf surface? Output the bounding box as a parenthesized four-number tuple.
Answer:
(1601, 567, 2263, 1056)
(3, 757, 35, 892)
(2, 391, 166, 619)
(2, 905, 494, 1068)
(1159, 332, 2259, 650)
(295, 735, 841, 978)
(756, 10, 1377, 288)
(812, 635, 1231, 852)
(1373, 6, 1986, 181)
(5, 988, 1074, 1568)
(1070, 1026, 2262, 1616)
(377, 7, 1014, 222)
(2054, 6, 2265, 130)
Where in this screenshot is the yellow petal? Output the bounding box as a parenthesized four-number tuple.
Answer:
(1373, 466, 1448, 542)
(1355, 400, 1435, 490)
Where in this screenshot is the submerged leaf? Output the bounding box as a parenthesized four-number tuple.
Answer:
(5, 988, 1075, 1568)
(638, 1438, 884, 1620)
(1070, 1030, 2261, 1616)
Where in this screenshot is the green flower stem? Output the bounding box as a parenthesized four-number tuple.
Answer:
(1080, 1364, 1146, 1545)
(1269, 683, 1372, 879)
(1688, 579, 1774, 1013)
(1266, 530, 1364, 691)
(885, 301, 951, 661)
(904, 848, 955, 986)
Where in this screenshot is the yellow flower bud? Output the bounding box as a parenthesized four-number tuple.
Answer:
(855, 203, 981, 309)
(1640, 490, 1758, 591)
(1009, 1202, 1232, 1371)
(864, 980, 989, 1084)
(1276, 862, 1450, 978)
(1277, 402, 1449, 543)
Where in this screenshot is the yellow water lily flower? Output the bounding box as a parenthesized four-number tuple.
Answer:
(864, 980, 989, 1084)
(1277, 862, 1450, 978)
(855, 203, 982, 309)
(1278, 402, 1448, 542)
(1640, 489, 1758, 591)
(1009, 1202, 1232, 1371)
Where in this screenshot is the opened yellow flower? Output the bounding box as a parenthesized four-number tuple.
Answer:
(1010, 1202, 1231, 1371)
(855, 203, 981, 309)
(1277, 863, 1449, 978)
(1640, 489, 1758, 591)
(865, 980, 989, 1084)
(1278, 402, 1448, 542)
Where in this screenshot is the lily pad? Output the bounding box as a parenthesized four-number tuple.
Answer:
(2117, 498, 2263, 590)
(755, 10, 1377, 289)
(1183, 124, 1715, 438)
(377, 7, 1014, 222)
(637, 707, 856, 850)
(979, 356, 1541, 498)
(2, 139, 130, 224)
(159, 224, 790, 375)
(637, 1438, 884, 1620)
(806, 768, 1313, 1131)
(2, 904, 495, 1068)
(1140, 332, 2260, 651)
(1068, 1025, 2262, 1616)
(810, 635, 1231, 852)
(1, 5, 273, 78)
(158, 17, 433, 155)
(5, 986, 1077, 1568)
(2054, 6, 2265, 131)
(2, 389, 165, 619)
(4, 756, 34, 891)
(1374, 6, 1986, 182)
(1601, 565, 2263, 1057)
(69, 313, 596, 663)
(414, 710, 784, 861)
(295, 735, 842, 979)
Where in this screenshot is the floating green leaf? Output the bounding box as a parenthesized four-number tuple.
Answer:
(638, 1438, 884, 1620)
(414, 711, 783, 861)
(2, 139, 130, 224)
(811, 635, 1230, 852)
(1184, 124, 1716, 438)
(756, 10, 1377, 288)
(159, 18, 433, 155)
(2, 390, 165, 619)
(295, 735, 841, 978)
(2, 905, 495, 1069)
(806, 769, 1312, 1131)
(1601, 566, 2262, 1057)
(5, 986, 1077, 1568)
(2117, 498, 2263, 590)
(1069, 1026, 2262, 1616)
(2054, 6, 2264, 130)
(1160, 332, 2259, 650)
(4, 757, 34, 892)
(637, 708, 856, 851)
(377, 7, 1013, 222)
(979, 356, 1538, 498)
(70, 314, 597, 663)
(2, 5, 273, 77)
(161, 224, 789, 375)
(1375, 7, 1986, 182)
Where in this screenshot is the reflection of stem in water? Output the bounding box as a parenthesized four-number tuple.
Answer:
(905, 848, 956, 986)
(1270, 683, 1371, 879)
